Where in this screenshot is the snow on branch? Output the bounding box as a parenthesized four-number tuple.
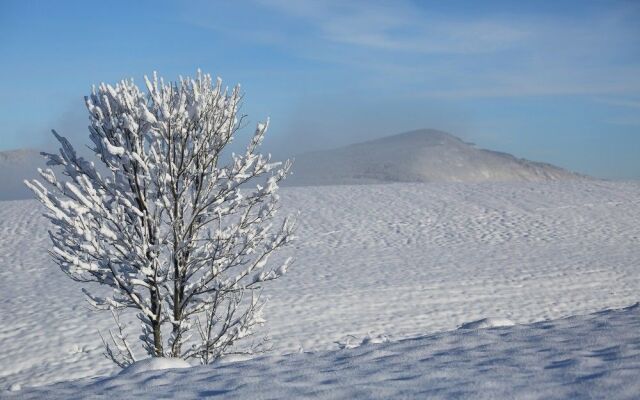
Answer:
(25, 70, 296, 365)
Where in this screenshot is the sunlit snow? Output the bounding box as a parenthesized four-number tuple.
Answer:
(1, 179, 639, 398)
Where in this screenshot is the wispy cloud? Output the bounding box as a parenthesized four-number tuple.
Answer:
(185, 0, 640, 99)
(257, 0, 531, 54)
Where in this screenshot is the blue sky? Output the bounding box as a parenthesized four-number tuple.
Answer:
(1, 0, 639, 179)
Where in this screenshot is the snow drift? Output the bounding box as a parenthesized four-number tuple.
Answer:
(285, 129, 584, 186)
(7, 304, 640, 399)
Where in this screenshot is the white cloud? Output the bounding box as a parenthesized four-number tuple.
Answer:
(186, 0, 640, 98)
(258, 0, 530, 54)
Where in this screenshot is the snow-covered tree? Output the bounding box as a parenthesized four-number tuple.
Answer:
(25, 70, 295, 367)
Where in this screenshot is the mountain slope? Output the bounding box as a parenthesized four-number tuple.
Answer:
(285, 129, 584, 186)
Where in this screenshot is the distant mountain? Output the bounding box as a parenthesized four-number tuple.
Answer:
(0, 149, 43, 201)
(0, 130, 586, 201)
(284, 129, 585, 186)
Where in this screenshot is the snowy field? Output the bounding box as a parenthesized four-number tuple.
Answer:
(1, 179, 639, 395)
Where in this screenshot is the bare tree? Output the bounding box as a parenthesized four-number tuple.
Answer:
(25, 70, 295, 366)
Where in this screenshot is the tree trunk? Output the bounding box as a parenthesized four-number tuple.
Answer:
(171, 253, 184, 357)
(150, 287, 164, 356)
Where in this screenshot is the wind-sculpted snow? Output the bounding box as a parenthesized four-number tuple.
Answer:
(1, 180, 639, 390)
(7, 305, 640, 399)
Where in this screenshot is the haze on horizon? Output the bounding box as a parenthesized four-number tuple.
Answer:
(1, 0, 639, 180)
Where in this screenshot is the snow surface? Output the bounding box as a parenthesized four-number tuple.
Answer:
(1, 179, 639, 394)
(6, 304, 640, 399)
(285, 130, 583, 186)
(458, 317, 516, 330)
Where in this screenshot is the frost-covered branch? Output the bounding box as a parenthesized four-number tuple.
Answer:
(26, 70, 296, 365)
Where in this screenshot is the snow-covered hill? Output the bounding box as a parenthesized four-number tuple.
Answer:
(0, 149, 42, 201)
(1, 180, 639, 394)
(8, 304, 640, 399)
(0, 130, 584, 199)
(286, 129, 584, 186)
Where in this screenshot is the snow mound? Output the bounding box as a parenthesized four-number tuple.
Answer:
(285, 129, 585, 186)
(336, 333, 391, 349)
(459, 317, 516, 330)
(118, 358, 191, 376)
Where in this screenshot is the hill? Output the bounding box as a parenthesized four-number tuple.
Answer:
(0, 131, 587, 199)
(285, 129, 584, 186)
